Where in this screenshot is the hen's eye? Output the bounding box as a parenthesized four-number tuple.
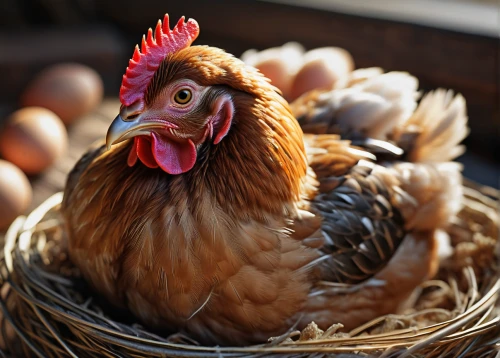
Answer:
(174, 89, 192, 105)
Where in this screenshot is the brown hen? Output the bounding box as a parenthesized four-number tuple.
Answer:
(62, 15, 467, 345)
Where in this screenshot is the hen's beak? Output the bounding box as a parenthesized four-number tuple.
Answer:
(105, 114, 165, 150)
(107, 115, 136, 150)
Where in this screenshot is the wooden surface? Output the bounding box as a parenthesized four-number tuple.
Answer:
(266, 0, 499, 37)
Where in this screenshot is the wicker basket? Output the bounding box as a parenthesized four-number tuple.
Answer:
(0, 179, 498, 357)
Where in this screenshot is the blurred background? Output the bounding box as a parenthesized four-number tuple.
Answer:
(0, 0, 498, 223)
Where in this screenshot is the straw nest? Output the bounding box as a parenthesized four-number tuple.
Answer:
(0, 179, 498, 357)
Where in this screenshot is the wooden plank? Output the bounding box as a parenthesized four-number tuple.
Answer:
(265, 0, 499, 37)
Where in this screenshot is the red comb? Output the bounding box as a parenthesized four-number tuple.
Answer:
(119, 14, 200, 107)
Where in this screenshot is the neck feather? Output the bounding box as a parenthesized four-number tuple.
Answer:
(191, 91, 308, 218)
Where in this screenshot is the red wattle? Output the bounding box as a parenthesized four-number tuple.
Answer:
(151, 133, 196, 174)
(136, 137, 159, 168)
(127, 143, 138, 167)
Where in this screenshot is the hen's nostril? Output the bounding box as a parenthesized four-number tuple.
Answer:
(126, 113, 140, 120)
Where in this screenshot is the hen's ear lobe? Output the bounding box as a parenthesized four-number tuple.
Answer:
(212, 95, 234, 144)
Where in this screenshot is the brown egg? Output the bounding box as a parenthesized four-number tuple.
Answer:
(0, 160, 32, 229)
(0, 107, 68, 174)
(241, 42, 304, 99)
(290, 47, 354, 101)
(254, 57, 292, 96)
(21, 63, 104, 124)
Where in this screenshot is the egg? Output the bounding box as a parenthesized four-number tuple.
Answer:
(21, 63, 104, 124)
(254, 57, 292, 96)
(0, 160, 32, 229)
(242, 42, 304, 99)
(0, 107, 68, 174)
(290, 47, 354, 101)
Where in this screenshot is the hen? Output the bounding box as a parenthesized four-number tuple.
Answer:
(62, 15, 468, 345)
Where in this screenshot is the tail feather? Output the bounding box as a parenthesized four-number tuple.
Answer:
(292, 71, 469, 166)
(335, 67, 383, 88)
(349, 70, 419, 103)
(396, 89, 469, 162)
(390, 161, 463, 231)
(292, 69, 419, 140)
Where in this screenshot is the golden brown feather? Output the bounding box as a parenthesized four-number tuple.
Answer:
(62, 43, 468, 345)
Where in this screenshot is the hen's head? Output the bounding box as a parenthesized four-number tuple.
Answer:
(107, 14, 292, 175)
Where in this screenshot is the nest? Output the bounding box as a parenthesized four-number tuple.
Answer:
(0, 180, 499, 357)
